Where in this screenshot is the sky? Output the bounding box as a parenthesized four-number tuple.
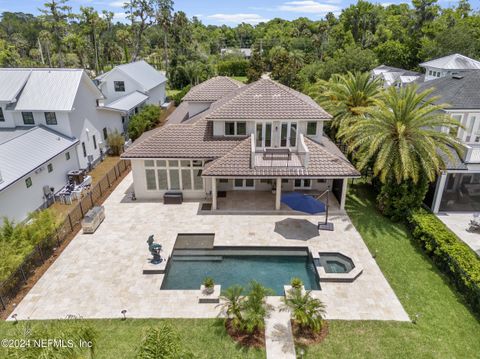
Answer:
(1, 0, 478, 25)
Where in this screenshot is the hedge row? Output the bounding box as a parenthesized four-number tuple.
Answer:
(408, 208, 480, 315)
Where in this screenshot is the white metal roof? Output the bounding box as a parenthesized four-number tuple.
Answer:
(103, 91, 149, 112)
(13, 69, 87, 111)
(96, 60, 167, 91)
(0, 126, 78, 191)
(420, 54, 480, 70)
(0, 69, 31, 102)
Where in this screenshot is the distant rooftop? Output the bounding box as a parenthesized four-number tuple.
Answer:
(420, 53, 480, 70)
(0, 126, 78, 191)
(183, 76, 244, 102)
(102, 91, 149, 112)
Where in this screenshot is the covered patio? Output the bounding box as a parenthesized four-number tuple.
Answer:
(214, 190, 342, 213)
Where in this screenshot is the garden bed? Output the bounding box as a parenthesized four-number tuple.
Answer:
(225, 319, 265, 348)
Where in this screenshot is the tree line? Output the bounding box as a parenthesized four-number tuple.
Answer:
(0, 0, 478, 90)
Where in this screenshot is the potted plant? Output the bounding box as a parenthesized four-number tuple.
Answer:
(290, 277, 303, 290)
(203, 277, 215, 294)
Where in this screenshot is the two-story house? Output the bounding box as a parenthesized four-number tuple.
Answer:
(95, 60, 167, 130)
(0, 68, 124, 170)
(416, 70, 480, 212)
(122, 77, 360, 211)
(371, 65, 421, 88)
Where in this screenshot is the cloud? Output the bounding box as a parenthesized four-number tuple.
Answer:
(278, 1, 339, 14)
(109, 1, 125, 8)
(206, 13, 269, 25)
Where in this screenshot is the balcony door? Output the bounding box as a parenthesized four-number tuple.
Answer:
(280, 122, 297, 148)
(256, 122, 272, 148)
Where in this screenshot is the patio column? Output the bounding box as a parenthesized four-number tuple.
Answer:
(212, 177, 217, 210)
(340, 178, 348, 210)
(275, 178, 282, 210)
(432, 172, 447, 213)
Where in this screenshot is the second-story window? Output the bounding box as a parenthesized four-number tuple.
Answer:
(225, 121, 246, 136)
(82, 142, 87, 157)
(93, 135, 97, 150)
(0, 107, 4, 122)
(22, 112, 34, 125)
(114, 81, 125, 92)
(307, 122, 317, 136)
(45, 112, 57, 125)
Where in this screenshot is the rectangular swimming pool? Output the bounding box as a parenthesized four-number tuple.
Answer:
(161, 247, 320, 295)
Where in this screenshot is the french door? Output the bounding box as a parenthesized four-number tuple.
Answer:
(256, 122, 272, 148)
(280, 122, 297, 147)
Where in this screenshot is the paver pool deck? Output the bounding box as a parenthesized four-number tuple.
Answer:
(11, 173, 409, 322)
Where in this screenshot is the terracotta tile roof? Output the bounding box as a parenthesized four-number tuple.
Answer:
(122, 120, 245, 159)
(183, 76, 244, 102)
(202, 137, 360, 177)
(205, 78, 332, 120)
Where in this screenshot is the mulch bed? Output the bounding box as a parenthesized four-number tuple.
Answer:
(225, 319, 265, 348)
(291, 320, 329, 345)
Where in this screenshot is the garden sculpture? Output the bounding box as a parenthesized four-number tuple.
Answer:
(147, 234, 162, 264)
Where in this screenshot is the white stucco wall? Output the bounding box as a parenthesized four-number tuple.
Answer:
(0, 146, 79, 223)
(188, 102, 211, 117)
(100, 70, 143, 102)
(147, 83, 166, 105)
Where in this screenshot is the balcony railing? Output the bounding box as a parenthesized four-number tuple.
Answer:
(250, 134, 309, 168)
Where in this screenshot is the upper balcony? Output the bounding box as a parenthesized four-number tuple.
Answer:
(250, 133, 309, 168)
(462, 142, 480, 163)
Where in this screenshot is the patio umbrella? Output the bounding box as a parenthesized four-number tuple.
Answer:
(281, 191, 334, 231)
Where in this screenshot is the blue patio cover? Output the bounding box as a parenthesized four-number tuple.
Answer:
(281, 192, 326, 214)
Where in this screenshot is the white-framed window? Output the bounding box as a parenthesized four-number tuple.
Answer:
(294, 179, 311, 189)
(449, 114, 463, 138)
(225, 121, 247, 136)
(144, 159, 204, 191)
(234, 179, 255, 189)
(22, 112, 34, 125)
(0, 107, 4, 122)
(45, 112, 57, 125)
(47, 163, 53, 173)
(307, 122, 317, 136)
(65, 152, 71, 161)
(25, 177, 32, 188)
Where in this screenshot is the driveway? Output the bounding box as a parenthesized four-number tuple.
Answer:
(11, 173, 409, 322)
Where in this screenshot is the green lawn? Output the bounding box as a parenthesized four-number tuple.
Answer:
(304, 182, 480, 358)
(0, 319, 264, 358)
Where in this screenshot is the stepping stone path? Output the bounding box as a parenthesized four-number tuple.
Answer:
(265, 297, 296, 359)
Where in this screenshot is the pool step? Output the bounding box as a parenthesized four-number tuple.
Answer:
(173, 256, 223, 261)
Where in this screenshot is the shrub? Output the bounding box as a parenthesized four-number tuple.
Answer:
(408, 208, 480, 315)
(282, 289, 326, 333)
(290, 277, 303, 289)
(171, 84, 191, 106)
(106, 129, 125, 156)
(217, 59, 249, 76)
(136, 323, 192, 359)
(127, 105, 162, 140)
(377, 177, 429, 221)
(203, 276, 214, 289)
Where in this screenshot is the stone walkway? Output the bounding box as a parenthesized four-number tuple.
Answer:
(11, 173, 409, 322)
(265, 297, 295, 359)
(437, 212, 480, 256)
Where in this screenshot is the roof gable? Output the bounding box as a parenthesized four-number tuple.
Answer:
(205, 78, 331, 120)
(420, 54, 480, 70)
(183, 76, 244, 102)
(0, 69, 31, 102)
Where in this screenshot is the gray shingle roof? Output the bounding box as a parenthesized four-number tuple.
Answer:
(205, 79, 332, 120)
(416, 70, 480, 109)
(420, 54, 480, 70)
(0, 126, 78, 191)
(202, 136, 359, 177)
(183, 76, 244, 102)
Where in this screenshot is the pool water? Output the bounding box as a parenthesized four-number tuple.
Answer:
(161, 253, 320, 295)
(325, 260, 347, 273)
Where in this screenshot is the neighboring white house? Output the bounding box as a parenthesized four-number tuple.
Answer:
(122, 77, 360, 211)
(220, 48, 252, 59)
(414, 70, 480, 213)
(0, 68, 124, 170)
(371, 65, 421, 88)
(0, 126, 79, 222)
(420, 53, 480, 81)
(95, 60, 167, 106)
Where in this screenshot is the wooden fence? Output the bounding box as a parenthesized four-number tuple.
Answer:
(0, 159, 131, 314)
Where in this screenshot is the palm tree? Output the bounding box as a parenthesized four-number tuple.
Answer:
(242, 281, 274, 334)
(282, 288, 326, 334)
(318, 71, 382, 137)
(218, 285, 244, 330)
(340, 85, 462, 184)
